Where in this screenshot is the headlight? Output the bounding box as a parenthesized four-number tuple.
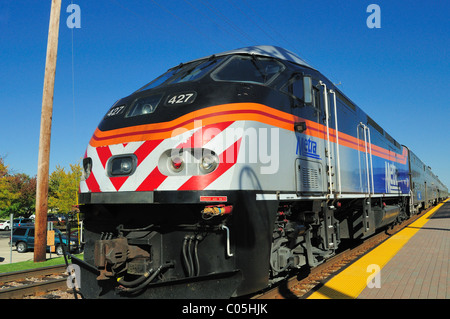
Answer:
(159, 148, 219, 176)
(109, 155, 137, 176)
(200, 153, 219, 173)
(82, 157, 92, 180)
(169, 155, 184, 172)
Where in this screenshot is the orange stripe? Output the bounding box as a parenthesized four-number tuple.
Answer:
(90, 103, 294, 147)
(89, 103, 407, 164)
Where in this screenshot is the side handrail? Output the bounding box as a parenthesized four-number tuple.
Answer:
(319, 81, 333, 198)
(329, 90, 342, 197)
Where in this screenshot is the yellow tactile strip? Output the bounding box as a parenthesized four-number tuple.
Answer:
(307, 199, 449, 299)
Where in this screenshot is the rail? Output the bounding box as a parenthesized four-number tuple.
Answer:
(0, 265, 69, 299)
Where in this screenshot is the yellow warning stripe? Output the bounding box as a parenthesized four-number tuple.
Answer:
(307, 198, 449, 299)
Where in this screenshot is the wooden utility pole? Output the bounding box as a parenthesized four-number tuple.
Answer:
(34, 0, 61, 262)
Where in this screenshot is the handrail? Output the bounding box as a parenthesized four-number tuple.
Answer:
(358, 122, 374, 196)
(319, 81, 333, 198)
(329, 90, 341, 197)
(366, 125, 374, 194)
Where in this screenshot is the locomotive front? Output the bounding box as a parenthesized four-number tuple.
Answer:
(74, 46, 312, 298)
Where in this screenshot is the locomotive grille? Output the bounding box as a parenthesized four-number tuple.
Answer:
(302, 167, 320, 190)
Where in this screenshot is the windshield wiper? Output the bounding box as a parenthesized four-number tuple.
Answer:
(250, 55, 267, 82)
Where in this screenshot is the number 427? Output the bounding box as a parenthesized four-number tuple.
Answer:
(167, 93, 195, 105)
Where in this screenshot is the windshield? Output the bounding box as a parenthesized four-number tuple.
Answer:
(211, 55, 285, 84)
(136, 54, 284, 93)
(137, 57, 225, 92)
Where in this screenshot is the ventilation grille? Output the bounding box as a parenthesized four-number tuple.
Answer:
(302, 167, 319, 190)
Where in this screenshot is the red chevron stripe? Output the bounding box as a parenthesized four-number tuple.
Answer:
(136, 166, 167, 191)
(96, 146, 112, 169)
(85, 172, 101, 193)
(134, 139, 163, 166)
(110, 176, 128, 191)
(88, 123, 240, 192)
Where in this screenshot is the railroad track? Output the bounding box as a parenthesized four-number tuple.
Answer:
(0, 265, 72, 299)
(253, 205, 436, 299)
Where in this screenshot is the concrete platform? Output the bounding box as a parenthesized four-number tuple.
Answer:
(307, 199, 450, 299)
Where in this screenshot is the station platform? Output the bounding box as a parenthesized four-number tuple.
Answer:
(307, 198, 450, 299)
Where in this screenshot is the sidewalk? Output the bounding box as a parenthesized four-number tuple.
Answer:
(0, 237, 61, 266)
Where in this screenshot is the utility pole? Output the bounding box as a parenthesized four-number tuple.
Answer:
(34, 0, 61, 262)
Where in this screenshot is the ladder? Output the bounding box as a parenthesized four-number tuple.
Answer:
(319, 81, 342, 199)
(357, 122, 374, 196)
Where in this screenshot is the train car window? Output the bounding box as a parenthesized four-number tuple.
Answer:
(312, 86, 320, 109)
(136, 65, 187, 92)
(335, 90, 356, 111)
(125, 94, 164, 118)
(211, 55, 285, 85)
(170, 57, 225, 84)
(281, 74, 304, 101)
(367, 116, 383, 135)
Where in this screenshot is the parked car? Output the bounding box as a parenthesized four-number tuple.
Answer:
(0, 220, 12, 231)
(10, 226, 78, 255)
(69, 229, 84, 252)
(47, 215, 66, 226)
(13, 218, 34, 228)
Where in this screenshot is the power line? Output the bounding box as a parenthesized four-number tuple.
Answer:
(197, 0, 257, 44)
(149, 0, 226, 49)
(240, 0, 297, 49)
(71, 1, 77, 163)
(182, 0, 247, 46)
(239, 0, 313, 66)
(225, 0, 280, 45)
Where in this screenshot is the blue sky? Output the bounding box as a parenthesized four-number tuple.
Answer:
(0, 0, 449, 188)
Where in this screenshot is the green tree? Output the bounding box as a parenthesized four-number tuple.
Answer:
(48, 163, 82, 214)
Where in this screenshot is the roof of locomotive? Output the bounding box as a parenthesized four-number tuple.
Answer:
(187, 45, 315, 70)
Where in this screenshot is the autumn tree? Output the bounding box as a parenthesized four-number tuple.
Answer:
(0, 156, 81, 219)
(0, 157, 17, 218)
(8, 173, 36, 216)
(48, 163, 82, 214)
(0, 157, 36, 218)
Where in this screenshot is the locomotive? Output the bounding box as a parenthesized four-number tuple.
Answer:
(72, 46, 448, 298)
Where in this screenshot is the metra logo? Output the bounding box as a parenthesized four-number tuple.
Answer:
(385, 162, 400, 193)
(296, 137, 321, 160)
(416, 191, 422, 201)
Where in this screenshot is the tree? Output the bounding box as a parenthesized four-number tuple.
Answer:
(48, 163, 82, 214)
(0, 156, 81, 219)
(8, 173, 36, 216)
(0, 157, 18, 218)
(0, 157, 36, 218)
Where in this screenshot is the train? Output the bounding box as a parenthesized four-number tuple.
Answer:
(72, 45, 448, 298)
